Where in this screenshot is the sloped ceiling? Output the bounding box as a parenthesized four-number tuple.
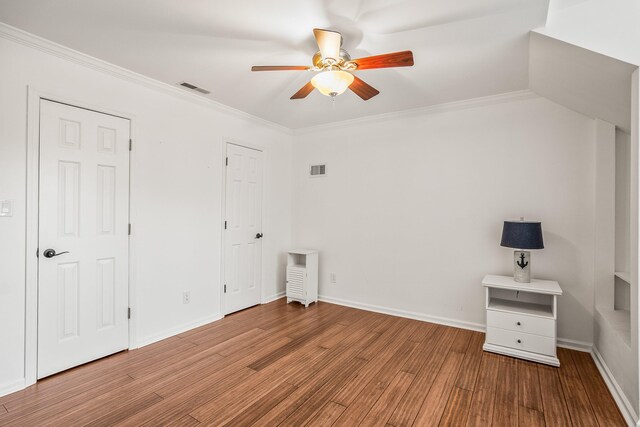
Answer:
(530, 32, 635, 132)
(0, 0, 550, 128)
(529, 0, 639, 132)
(539, 0, 640, 67)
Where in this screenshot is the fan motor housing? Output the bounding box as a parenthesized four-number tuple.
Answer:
(312, 49, 352, 69)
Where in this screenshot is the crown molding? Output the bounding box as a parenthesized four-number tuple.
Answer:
(293, 89, 539, 135)
(0, 21, 541, 136)
(0, 22, 293, 135)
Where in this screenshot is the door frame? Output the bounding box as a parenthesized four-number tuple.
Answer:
(220, 137, 265, 315)
(25, 86, 137, 386)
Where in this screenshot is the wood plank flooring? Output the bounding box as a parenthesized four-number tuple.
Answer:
(0, 299, 626, 426)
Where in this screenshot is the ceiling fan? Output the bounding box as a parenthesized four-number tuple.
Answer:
(251, 29, 414, 101)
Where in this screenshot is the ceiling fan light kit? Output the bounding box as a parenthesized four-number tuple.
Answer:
(251, 28, 414, 101)
(311, 70, 354, 98)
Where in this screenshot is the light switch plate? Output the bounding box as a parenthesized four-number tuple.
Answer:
(0, 200, 12, 217)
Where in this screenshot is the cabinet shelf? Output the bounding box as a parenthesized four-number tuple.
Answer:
(614, 271, 630, 283)
(488, 298, 554, 319)
(289, 264, 306, 269)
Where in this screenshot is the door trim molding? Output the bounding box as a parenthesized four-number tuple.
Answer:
(25, 86, 136, 387)
(220, 137, 265, 315)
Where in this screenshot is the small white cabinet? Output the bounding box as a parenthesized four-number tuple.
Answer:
(482, 274, 563, 366)
(286, 249, 318, 307)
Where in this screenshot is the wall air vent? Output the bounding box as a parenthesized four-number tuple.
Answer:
(309, 164, 327, 177)
(178, 81, 211, 95)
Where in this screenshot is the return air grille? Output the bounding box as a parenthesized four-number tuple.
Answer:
(310, 164, 327, 177)
(178, 81, 211, 95)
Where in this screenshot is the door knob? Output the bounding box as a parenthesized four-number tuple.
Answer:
(255, 233, 263, 239)
(43, 249, 69, 258)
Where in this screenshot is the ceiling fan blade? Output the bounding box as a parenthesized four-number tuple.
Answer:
(349, 76, 380, 101)
(290, 81, 315, 99)
(313, 28, 342, 61)
(352, 51, 414, 70)
(251, 65, 310, 71)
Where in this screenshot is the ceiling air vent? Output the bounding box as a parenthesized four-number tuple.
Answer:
(178, 81, 211, 95)
(309, 164, 327, 177)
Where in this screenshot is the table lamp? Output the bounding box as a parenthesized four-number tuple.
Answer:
(500, 219, 544, 283)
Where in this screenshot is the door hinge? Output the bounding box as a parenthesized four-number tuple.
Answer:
(225, 157, 228, 166)
(36, 248, 39, 258)
(128, 223, 132, 235)
(224, 284, 227, 293)
(129, 139, 132, 151)
(128, 307, 131, 319)
(224, 220, 227, 230)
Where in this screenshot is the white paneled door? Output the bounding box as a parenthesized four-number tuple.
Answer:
(37, 99, 130, 379)
(224, 143, 263, 314)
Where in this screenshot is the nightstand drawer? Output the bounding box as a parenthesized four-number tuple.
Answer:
(487, 310, 555, 337)
(486, 327, 556, 356)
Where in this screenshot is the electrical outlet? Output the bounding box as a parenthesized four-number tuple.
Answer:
(330, 273, 337, 284)
(183, 291, 191, 304)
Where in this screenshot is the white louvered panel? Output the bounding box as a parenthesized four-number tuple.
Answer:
(287, 267, 305, 298)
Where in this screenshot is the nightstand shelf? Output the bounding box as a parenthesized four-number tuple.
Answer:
(487, 298, 554, 319)
(482, 274, 562, 366)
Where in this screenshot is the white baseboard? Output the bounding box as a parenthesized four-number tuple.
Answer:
(0, 378, 26, 398)
(557, 337, 593, 352)
(318, 295, 594, 352)
(591, 346, 639, 427)
(262, 291, 285, 304)
(318, 295, 486, 332)
(135, 312, 223, 348)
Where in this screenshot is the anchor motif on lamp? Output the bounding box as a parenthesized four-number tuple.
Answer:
(500, 219, 544, 283)
(516, 253, 529, 270)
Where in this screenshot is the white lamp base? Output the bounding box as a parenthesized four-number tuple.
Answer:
(513, 250, 531, 283)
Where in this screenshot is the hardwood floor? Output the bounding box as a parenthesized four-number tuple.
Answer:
(0, 299, 626, 426)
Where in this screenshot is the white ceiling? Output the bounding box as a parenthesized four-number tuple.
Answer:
(0, 0, 551, 129)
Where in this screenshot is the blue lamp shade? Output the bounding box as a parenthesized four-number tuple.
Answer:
(500, 221, 544, 250)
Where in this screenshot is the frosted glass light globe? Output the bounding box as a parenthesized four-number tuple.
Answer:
(311, 70, 354, 97)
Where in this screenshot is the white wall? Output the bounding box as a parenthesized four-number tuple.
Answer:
(593, 120, 616, 311)
(293, 95, 596, 345)
(631, 68, 640, 421)
(616, 130, 631, 274)
(592, 121, 639, 418)
(0, 34, 293, 393)
(592, 68, 640, 425)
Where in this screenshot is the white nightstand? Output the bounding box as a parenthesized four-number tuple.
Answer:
(482, 274, 563, 366)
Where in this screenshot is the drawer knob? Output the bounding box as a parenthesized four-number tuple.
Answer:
(516, 321, 521, 326)
(517, 339, 522, 344)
